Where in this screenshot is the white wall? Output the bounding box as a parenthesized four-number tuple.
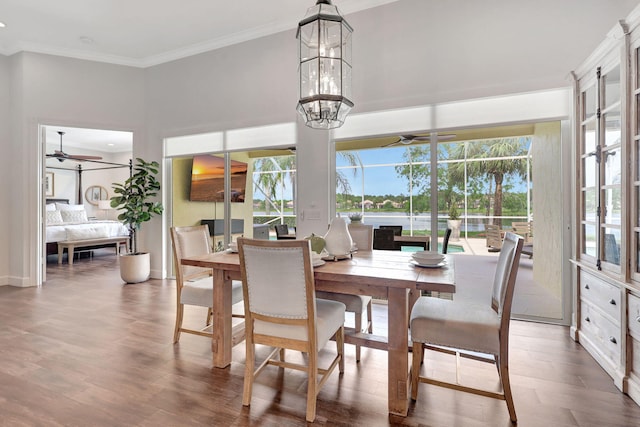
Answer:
(4, 0, 639, 286)
(0, 55, 9, 281)
(7, 53, 144, 286)
(348, 0, 639, 113)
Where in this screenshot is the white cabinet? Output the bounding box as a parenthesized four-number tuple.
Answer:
(578, 270, 624, 388)
(629, 292, 640, 403)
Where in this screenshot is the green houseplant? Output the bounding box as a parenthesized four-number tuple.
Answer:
(348, 212, 363, 223)
(111, 158, 164, 283)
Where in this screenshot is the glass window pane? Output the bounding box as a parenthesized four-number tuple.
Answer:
(637, 186, 640, 226)
(637, 47, 640, 87)
(636, 140, 640, 178)
(603, 228, 621, 265)
(636, 94, 640, 133)
(583, 85, 596, 120)
(603, 64, 620, 109)
(583, 120, 597, 154)
(603, 188, 621, 225)
(583, 188, 597, 220)
(252, 155, 297, 231)
(603, 110, 621, 147)
(604, 146, 621, 186)
(583, 156, 597, 188)
(583, 224, 597, 257)
(637, 231, 640, 272)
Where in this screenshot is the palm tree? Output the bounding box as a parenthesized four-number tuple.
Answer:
(253, 157, 285, 216)
(336, 151, 358, 203)
(449, 137, 529, 226)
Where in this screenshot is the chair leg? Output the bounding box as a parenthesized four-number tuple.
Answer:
(498, 357, 517, 423)
(354, 312, 363, 362)
(242, 338, 255, 407)
(337, 325, 345, 374)
(306, 350, 318, 422)
(411, 341, 423, 401)
(367, 300, 373, 334)
(173, 303, 184, 343)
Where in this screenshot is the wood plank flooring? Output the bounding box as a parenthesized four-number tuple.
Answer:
(0, 252, 639, 426)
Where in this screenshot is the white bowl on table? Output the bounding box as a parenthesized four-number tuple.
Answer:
(228, 242, 238, 252)
(411, 251, 445, 265)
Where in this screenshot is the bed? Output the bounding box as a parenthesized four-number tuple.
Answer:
(46, 199, 130, 258)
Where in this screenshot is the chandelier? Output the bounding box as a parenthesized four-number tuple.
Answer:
(296, 0, 354, 129)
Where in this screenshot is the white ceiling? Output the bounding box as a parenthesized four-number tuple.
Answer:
(45, 126, 133, 154)
(0, 0, 397, 67)
(13, 1, 396, 154)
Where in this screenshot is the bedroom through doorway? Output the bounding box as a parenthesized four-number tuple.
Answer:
(42, 125, 133, 278)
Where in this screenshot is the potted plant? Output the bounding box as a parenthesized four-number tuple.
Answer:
(447, 202, 461, 241)
(111, 158, 164, 283)
(348, 212, 363, 224)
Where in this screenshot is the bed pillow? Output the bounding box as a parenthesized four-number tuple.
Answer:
(56, 203, 84, 211)
(60, 209, 88, 223)
(46, 203, 57, 212)
(46, 210, 64, 225)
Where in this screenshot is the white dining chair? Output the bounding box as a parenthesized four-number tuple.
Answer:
(409, 232, 524, 423)
(170, 225, 243, 342)
(316, 223, 373, 362)
(237, 238, 345, 422)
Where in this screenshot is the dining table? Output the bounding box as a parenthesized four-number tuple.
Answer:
(181, 248, 456, 417)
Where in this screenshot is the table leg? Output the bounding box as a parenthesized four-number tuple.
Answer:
(212, 268, 233, 368)
(387, 287, 410, 416)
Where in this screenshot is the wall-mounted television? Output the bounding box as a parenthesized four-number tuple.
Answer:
(189, 155, 247, 202)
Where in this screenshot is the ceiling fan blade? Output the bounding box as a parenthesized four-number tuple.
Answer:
(51, 130, 103, 161)
(68, 154, 103, 161)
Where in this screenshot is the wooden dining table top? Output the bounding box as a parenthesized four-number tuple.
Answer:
(182, 248, 455, 294)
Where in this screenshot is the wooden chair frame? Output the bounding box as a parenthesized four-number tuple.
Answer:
(410, 232, 524, 423)
(317, 223, 374, 362)
(170, 225, 242, 343)
(238, 238, 345, 422)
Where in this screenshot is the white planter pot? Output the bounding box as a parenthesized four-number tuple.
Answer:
(447, 219, 461, 241)
(119, 252, 150, 283)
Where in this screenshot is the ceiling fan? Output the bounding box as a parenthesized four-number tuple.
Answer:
(47, 131, 103, 162)
(384, 133, 456, 147)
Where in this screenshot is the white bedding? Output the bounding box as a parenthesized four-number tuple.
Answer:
(46, 220, 129, 242)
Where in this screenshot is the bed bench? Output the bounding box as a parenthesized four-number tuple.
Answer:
(58, 236, 130, 265)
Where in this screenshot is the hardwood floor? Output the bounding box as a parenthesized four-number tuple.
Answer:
(1, 252, 639, 426)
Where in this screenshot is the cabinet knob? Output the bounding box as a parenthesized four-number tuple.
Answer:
(585, 284, 590, 290)
(609, 299, 616, 306)
(636, 316, 640, 323)
(609, 336, 617, 344)
(585, 316, 590, 322)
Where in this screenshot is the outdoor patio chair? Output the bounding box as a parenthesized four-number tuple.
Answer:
(275, 224, 296, 240)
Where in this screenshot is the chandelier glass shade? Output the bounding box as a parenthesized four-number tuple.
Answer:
(296, 0, 354, 129)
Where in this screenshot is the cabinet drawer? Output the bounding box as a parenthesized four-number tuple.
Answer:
(581, 300, 621, 362)
(580, 271, 621, 323)
(630, 293, 640, 339)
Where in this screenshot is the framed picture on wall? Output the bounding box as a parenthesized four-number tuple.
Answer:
(45, 172, 54, 197)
